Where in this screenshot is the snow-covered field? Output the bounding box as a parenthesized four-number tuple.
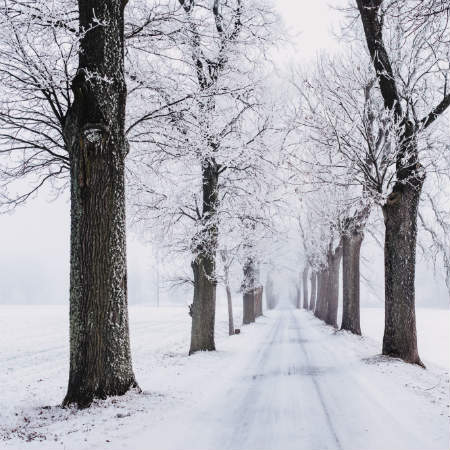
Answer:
(360, 307, 450, 368)
(0, 304, 448, 449)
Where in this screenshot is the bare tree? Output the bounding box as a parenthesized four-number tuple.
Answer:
(0, 0, 75, 208)
(289, 52, 387, 333)
(356, 0, 450, 365)
(62, 0, 140, 407)
(129, 0, 279, 353)
(0, 0, 143, 408)
(288, 10, 449, 341)
(296, 187, 345, 327)
(0, 0, 176, 207)
(0, 0, 189, 407)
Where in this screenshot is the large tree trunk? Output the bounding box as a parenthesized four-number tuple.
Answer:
(254, 262, 263, 318)
(315, 268, 329, 320)
(382, 183, 423, 365)
(242, 255, 257, 324)
(243, 290, 255, 324)
(190, 256, 217, 353)
(62, 0, 137, 408)
(341, 231, 364, 335)
(381, 125, 424, 365)
(189, 163, 219, 354)
(319, 267, 330, 321)
(309, 271, 317, 311)
(325, 242, 343, 328)
(302, 266, 309, 310)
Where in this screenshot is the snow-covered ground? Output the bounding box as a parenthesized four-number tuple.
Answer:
(360, 307, 450, 368)
(0, 304, 448, 449)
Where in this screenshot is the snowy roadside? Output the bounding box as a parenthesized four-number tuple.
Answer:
(0, 305, 272, 449)
(360, 307, 450, 368)
(303, 311, 450, 422)
(0, 305, 448, 450)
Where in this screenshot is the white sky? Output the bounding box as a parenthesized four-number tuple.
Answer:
(0, 1, 447, 306)
(276, 0, 343, 58)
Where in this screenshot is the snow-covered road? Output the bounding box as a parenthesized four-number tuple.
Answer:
(1, 305, 449, 450)
(149, 308, 449, 450)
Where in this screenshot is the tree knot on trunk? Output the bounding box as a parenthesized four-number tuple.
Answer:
(77, 123, 111, 188)
(81, 123, 110, 147)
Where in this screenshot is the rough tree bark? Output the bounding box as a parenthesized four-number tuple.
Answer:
(302, 266, 309, 310)
(341, 230, 364, 335)
(325, 242, 343, 328)
(382, 176, 423, 364)
(243, 291, 255, 324)
(189, 163, 219, 354)
(315, 267, 329, 320)
(62, 0, 137, 408)
(309, 271, 317, 311)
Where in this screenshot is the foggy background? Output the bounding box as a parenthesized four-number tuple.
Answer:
(0, 0, 448, 308)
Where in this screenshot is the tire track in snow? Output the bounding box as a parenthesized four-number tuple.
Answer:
(223, 314, 285, 450)
(288, 311, 343, 450)
(220, 308, 343, 450)
(142, 307, 448, 450)
(291, 310, 446, 450)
